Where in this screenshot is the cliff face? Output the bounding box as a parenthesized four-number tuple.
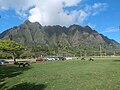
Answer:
(0, 20, 119, 47)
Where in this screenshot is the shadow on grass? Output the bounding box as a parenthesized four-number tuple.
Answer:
(0, 79, 7, 89)
(8, 83, 47, 90)
(113, 60, 120, 62)
(0, 65, 31, 89)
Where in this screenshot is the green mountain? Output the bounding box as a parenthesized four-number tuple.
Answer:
(0, 20, 119, 47)
(1, 20, 120, 57)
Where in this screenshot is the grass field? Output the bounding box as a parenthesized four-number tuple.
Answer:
(0, 57, 120, 90)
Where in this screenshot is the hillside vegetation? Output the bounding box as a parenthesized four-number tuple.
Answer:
(0, 20, 120, 58)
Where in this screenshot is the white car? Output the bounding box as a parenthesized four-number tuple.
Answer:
(65, 57, 72, 60)
(46, 57, 56, 61)
(0, 60, 9, 65)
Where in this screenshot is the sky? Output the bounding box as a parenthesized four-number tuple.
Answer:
(0, 0, 120, 42)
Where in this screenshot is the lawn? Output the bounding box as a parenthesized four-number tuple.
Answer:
(0, 58, 120, 90)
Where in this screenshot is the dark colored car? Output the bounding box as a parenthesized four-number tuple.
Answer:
(0, 60, 9, 65)
(36, 58, 47, 62)
(58, 57, 66, 61)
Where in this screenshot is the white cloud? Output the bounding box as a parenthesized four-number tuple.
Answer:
(0, 0, 108, 26)
(78, 10, 89, 23)
(0, 0, 36, 10)
(63, 0, 82, 7)
(101, 27, 119, 33)
(28, 0, 83, 26)
(87, 23, 96, 29)
(92, 3, 108, 16)
(93, 3, 107, 9)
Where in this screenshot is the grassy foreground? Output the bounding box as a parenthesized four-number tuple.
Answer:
(0, 58, 120, 90)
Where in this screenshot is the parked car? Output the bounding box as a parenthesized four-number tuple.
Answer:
(46, 57, 56, 61)
(65, 57, 72, 60)
(36, 58, 47, 62)
(58, 57, 66, 61)
(0, 60, 9, 65)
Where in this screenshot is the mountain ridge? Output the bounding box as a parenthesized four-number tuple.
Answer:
(0, 20, 119, 47)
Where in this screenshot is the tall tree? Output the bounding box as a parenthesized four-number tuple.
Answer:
(0, 40, 24, 62)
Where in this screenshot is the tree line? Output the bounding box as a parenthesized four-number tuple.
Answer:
(0, 40, 120, 62)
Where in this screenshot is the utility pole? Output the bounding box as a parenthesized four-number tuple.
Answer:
(84, 48, 87, 57)
(114, 51, 116, 56)
(104, 45, 107, 56)
(105, 49, 107, 56)
(100, 45, 102, 56)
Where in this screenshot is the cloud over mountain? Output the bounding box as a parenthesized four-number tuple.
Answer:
(0, 0, 108, 26)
